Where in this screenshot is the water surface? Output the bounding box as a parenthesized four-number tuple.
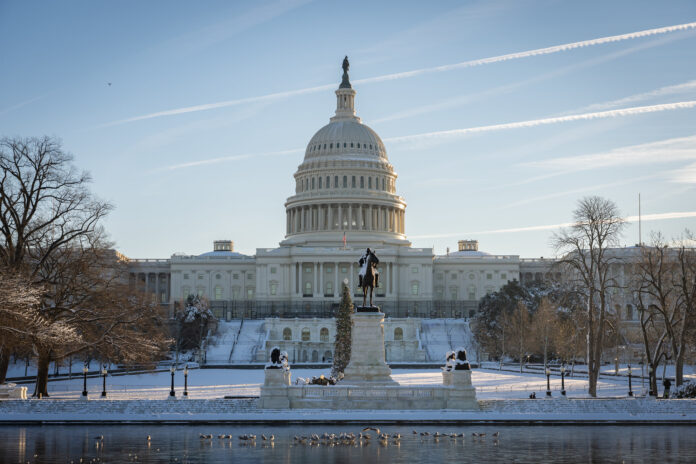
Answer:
(1, 424, 695, 463)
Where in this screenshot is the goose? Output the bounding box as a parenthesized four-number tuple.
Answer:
(492, 432, 500, 438)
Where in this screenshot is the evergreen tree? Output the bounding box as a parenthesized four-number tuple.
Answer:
(331, 280, 354, 378)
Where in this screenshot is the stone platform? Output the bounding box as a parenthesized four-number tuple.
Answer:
(1, 398, 696, 424)
(260, 309, 478, 410)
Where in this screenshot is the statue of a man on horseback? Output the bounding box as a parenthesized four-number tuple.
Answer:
(358, 248, 379, 309)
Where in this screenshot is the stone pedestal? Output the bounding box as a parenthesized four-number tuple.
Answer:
(442, 369, 452, 386)
(0, 383, 27, 400)
(446, 370, 477, 409)
(342, 310, 397, 385)
(259, 368, 291, 408)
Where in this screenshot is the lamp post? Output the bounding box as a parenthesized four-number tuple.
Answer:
(169, 365, 176, 397)
(545, 366, 552, 397)
(628, 364, 633, 397)
(183, 365, 189, 397)
(100, 365, 107, 398)
(82, 365, 89, 398)
(560, 364, 566, 396)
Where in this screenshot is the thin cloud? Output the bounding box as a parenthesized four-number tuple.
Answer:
(160, 102, 696, 171)
(0, 95, 45, 116)
(523, 135, 696, 173)
(373, 32, 690, 125)
(385, 101, 696, 145)
(501, 174, 661, 209)
(162, 148, 303, 171)
(571, 79, 696, 114)
(411, 211, 696, 239)
(356, 21, 696, 85)
(669, 161, 696, 183)
(101, 20, 696, 127)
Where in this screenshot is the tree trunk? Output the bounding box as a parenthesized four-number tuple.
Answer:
(33, 351, 51, 398)
(675, 352, 684, 386)
(0, 347, 9, 384)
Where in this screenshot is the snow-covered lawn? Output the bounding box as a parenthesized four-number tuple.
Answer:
(14, 366, 667, 400)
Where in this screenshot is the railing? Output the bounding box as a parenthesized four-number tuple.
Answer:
(199, 300, 478, 319)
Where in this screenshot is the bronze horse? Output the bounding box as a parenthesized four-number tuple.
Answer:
(358, 250, 379, 308)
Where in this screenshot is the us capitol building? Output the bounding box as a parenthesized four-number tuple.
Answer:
(127, 61, 555, 323)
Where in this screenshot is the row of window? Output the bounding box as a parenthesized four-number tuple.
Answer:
(183, 273, 254, 281)
(298, 174, 393, 193)
(435, 271, 516, 280)
(281, 327, 404, 341)
(182, 286, 254, 300)
(309, 141, 381, 153)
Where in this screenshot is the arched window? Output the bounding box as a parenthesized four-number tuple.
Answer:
(311, 350, 319, 362)
(311, 177, 315, 189)
(318, 177, 322, 189)
(283, 328, 292, 341)
(343, 176, 347, 188)
(394, 327, 403, 341)
(214, 285, 222, 300)
(351, 176, 356, 188)
(320, 327, 329, 342)
(626, 304, 634, 320)
(302, 350, 308, 362)
(334, 176, 338, 188)
(368, 177, 372, 189)
(360, 176, 364, 188)
(382, 178, 385, 190)
(302, 328, 311, 341)
(324, 350, 332, 361)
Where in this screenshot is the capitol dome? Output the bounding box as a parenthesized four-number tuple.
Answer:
(281, 58, 409, 248)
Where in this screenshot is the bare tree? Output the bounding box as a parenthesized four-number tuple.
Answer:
(532, 297, 558, 367)
(0, 136, 111, 382)
(0, 271, 44, 382)
(552, 196, 625, 397)
(498, 301, 534, 373)
(633, 233, 695, 390)
(673, 231, 696, 384)
(0, 137, 170, 395)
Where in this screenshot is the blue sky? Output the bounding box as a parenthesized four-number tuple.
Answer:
(1, 0, 695, 258)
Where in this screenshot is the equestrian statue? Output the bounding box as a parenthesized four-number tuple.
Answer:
(357, 248, 380, 310)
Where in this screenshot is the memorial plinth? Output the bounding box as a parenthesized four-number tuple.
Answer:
(341, 309, 397, 385)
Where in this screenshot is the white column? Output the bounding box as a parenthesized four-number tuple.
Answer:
(334, 262, 339, 296)
(358, 204, 363, 230)
(348, 204, 353, 230)
(338, 204, 342, 230)
(155, 273, 160, 301)
(350, 262, 355, 294)
(314, 262, 319, 296)
(367, 205, 372, 230)
(318, 263, 323, 296)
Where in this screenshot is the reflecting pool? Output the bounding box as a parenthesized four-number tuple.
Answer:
(1, 424, 695, 463)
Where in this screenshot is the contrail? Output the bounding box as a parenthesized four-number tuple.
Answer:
(410, 211, 696, 239)
(355, 22, 696, 84)
(163, 148, 303, 171)
(570, 79, 696, 114)
(102, 21, 696, 127)
(385, 101, 696, 144)
(161, 102, 696, 170)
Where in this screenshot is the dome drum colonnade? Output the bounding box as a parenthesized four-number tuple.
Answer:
(282, 58, 408, 247)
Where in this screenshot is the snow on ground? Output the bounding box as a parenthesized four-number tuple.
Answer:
(420, 319, 477, 362)
(205, 321, 242, 363)
(229, 320, 265, 363)
(17, 366, 668, 401)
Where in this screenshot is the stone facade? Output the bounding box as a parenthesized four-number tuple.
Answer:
(263, 317, 425, 363)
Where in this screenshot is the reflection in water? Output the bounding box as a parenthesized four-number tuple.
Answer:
(1, 425, 696, 463)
